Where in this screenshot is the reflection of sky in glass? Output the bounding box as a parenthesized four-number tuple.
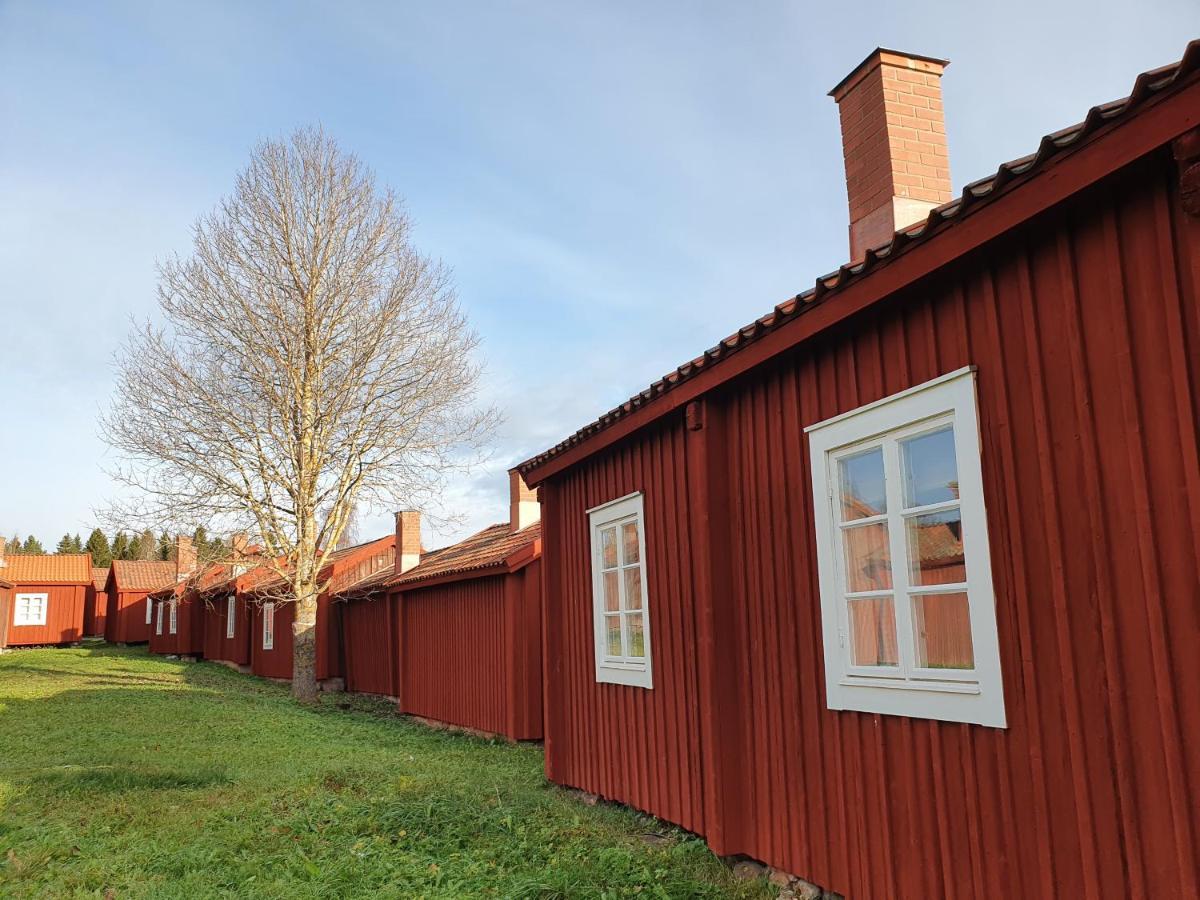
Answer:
(839, 448, 886, 519)
(901, 427, 959, 507)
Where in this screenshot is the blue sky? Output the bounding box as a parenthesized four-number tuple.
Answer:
(1, 0, 1195, 550)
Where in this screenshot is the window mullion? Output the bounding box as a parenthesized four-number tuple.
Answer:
(882, 435, 916, 678)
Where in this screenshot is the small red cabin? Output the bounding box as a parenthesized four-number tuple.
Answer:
(339, 471, 544, 741)
(245, 536, 394, 686)
(0, 542, 91, 647)
(84, 567, 109, 637)
(518, 45, 1200, 900)
(104, 559, 178, 644)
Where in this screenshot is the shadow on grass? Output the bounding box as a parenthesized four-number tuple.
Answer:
(32, 763, 231, 795)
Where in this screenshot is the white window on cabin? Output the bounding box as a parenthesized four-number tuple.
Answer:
(226, 595, 236, 639)
(168, 598, 177, 635)
(588, 492, 653, 689)
(262, 602, 275, 650)
(155, 600, 164, 636)
(146, 595, 153, 625)
(13, 593, 48, 627)
(807, 367, 1006, 728)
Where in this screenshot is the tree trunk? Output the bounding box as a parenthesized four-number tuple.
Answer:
(292, 592, 319, 703)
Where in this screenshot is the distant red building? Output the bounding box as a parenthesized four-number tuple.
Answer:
(103, 558, 179, 644)
(84, 566, 109, 637)
(244, 536, 395, 687)
(0, 540, 91, 647)
(518, 44, 1200, 899)
(337, 471, 544, 741)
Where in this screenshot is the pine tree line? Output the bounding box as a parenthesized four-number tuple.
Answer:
(4, 527, 229, 568)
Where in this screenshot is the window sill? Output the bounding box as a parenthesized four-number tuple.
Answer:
(596, 663, 653, 689)
(840, 677, 981, 695)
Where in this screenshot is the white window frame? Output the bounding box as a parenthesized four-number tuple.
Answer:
(13, 593, 48, 627)
(806, 366, 1006, 728)
(155, 600, 164, 636)
(588, 492, 653, 689)
(146, 594, 154, 625)
(226, 595, 236, 639)
(168, 597, 178, 635)
(262, 602, 275, 650)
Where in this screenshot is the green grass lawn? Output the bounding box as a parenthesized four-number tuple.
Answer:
(0, 647, 768, 899)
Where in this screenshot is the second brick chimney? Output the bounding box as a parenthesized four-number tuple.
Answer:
(830, 48, 952, 261)
(175, 535, 197, 579)
(509, 470, 540, 533)
(394, 510, 421, 575)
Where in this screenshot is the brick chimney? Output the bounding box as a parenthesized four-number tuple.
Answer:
(394, 510, 421, 575)
(830, 48, 952, 261)
(509, 470, 540, 533)
(175, 535, 197, 578)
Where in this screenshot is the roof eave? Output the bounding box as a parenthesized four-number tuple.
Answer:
(518, 57, 1200, 487)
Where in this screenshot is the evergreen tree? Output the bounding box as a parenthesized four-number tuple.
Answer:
(72, 533, 83, 553)
(85, 529, 112, 567)
(136, 529, 157, 560)
(111, 531, 130, 561)
(21, 535, 45, 554)
(158, 531, 172, 561)
(56, 534, 75, 554)
(7, 534, 21, 555)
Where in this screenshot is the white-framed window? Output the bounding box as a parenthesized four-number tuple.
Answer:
(807, 366, 1006, 728)
(168, 598, 177, 634)
(13, 593, 48, 627)
(262, 602, 275, 650)
(155, 600, 164, 635)
(588, 492, 653, 689)
(226, 595, 236, 639)
(146, 595, 154, 625)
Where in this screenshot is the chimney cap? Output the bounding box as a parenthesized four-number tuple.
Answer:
(828, 47, 950, 99)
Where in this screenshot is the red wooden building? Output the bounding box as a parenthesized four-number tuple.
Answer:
(147, 539, 218, 659)
(0, 540, 91, 647)
(245, 535, 395, 686)
(84, 566, 109, 637)
(518, 45, 1200, 899)
(103, 558, 179, 644)
(198, 552, 262, 669)
(338, 471, 544, 741)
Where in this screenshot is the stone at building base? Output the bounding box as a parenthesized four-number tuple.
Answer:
(318, 677, 345, 693)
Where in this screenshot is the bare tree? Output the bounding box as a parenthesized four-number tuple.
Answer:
(103, 127, 496, 701)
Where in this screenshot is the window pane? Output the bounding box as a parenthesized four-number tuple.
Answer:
(906, 509, 965, 586)
(900, 426, 959, 508)
(604, 614, 622, 657)
(848, 596, 898, 666)
(839, 447, 886, 520)
(842, 522, 892, 591)
(603, 571, 620, 611)
(912, 592, 974, 669)
(627, 613, 645, 658)
(601, 527, 618, 568)
(623, 567, 642, 610)
(621, 521, 640, 564)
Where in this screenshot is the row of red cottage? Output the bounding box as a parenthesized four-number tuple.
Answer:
(513, 44, 1200, 900)
(142, 473, 543, 742)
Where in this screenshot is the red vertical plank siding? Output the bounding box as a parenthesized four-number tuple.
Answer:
(342, 594, 399, 697)
(249, 595, 342, 681)
(539, 153, 1200, 898)
(105, 589, 154, 643)
(394, 563, 543, 740)
(2, 583, 85, 646)
(83, 585, 105, 637)
(201, 593, 250, 664)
